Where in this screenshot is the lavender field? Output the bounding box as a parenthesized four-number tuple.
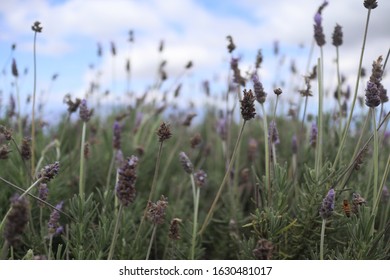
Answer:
(0, 0, 389, 260)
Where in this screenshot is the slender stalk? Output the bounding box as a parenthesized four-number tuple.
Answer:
(31, 31, 38, 177)
(134, 142, 163, 243)
(190, 177, 200, 260)
(333, 8, 372, 168)
(79, 122, 87, 200)
(335, 46, 343, 138)
(316, 55, 324, 180)
(261, 104, 271, 205)
(320, 219, 326, 260)
(373, 153, 390, 221)
(371, 109, 379, 212)
(48, 235, 53, 260)
(107, 204, 123, 260)
(146, 225, 157, 260)
(199, 121, 246, 235)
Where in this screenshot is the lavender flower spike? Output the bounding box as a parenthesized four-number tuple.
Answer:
(116, 155, 138, 206)
(319, 188, 335, 219)
(48, 201, 64, 236)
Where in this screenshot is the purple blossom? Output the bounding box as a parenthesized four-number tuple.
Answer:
(319, 188, 335, 219)
(48, 201, 64, 237)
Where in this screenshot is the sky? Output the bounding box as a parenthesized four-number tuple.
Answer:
(0, 0, 389, 122)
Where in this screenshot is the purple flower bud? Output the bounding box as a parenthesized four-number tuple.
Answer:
(48, 201, 64, 236)
(314, 13, 322, 25)
(319, 188, 335, 219)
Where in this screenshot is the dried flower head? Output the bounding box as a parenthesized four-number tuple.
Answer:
(241, 89, 256, 121)
(63, 94, 81, 114)
(364, 0, 378, 9)
(231, 57, 246, 86)
(378, 84, 388, 103)
(319, 188, 335, 219)
(332, 24, 343, 47)
(37, 162, 60, 183)
(216, 114, 228, 141)
(48, 201, 64, 237)
(252, 74, 267, 104)
(21, 137, 31, 160)
(3, 195, 29, 246)
(179, 151, 193, 174)
(147, 195, 168, 225)
(226, 35, 236, 53)
(79, 99, 93, 122)
(11, 58, 18, 78)
(253, 239, 274, 260)
(0, 144, 11, 159)
(157, 122, 172, 142)
(168, 218, 182, 240)
(194, 169, 207, 188)
(0, 125, 13, 141)
(273, 88, 282, 96)
(116, 156, 138, 207)
(32, 21, 43, 32)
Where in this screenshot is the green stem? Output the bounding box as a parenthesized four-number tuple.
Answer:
(316, 54, 324, 180)
(107, 204, 123, 260)
(371, 108, 379, 213)
(199, 121, 246, 235)
(146, 225, 157, 260)
(320, 219, 326, 260)
(79, 122, 87, 200)
(1, 241, 10, 260)
(190, 181, 200, 260)
(134, 142, 163, 244)
(333, 8, 372, 168)
(261, 104, 271, 205)
(48, 235, 53, 260)
(31, 31, 38, 177)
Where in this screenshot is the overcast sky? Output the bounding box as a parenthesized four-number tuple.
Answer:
(0, 0, 389, 120)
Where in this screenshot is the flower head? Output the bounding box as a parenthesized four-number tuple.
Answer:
(157, 122, 172, 142)
(115, 156, 138, 206)
(37, 162, 60, 183)
(179, 151, 193, 174)
(252, 74, 267, 104)
(194, 169, 207, 188)
(332, 24, 343, 47)
(240, 89, 256, 121)
(365, 81, 381, 108)
(3, 195, 29, 247)
(253, 239, 274, 260)
(314, 12, 326, 46)
(11, 58, 18, 78)
(32, 21, 43, 32)
(168, 218, 182, 240)
(38, 183, 48, 207)
(364, 0, 378, 9)
(147, 195, 168, 225)
(113, 121, 121, 150)
(310, 122, 318, 148)
(48, 201, 64, 237)
(319, 188, 335, 219)
(79, 99, 93, 122)
(268, 120, 280, 145)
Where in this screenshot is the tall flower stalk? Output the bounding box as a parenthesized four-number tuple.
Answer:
(30, 21, 42, 177)
(333, 2, 377, 168)
(78, 99, 93, 200)
(200, 88, 255, 235)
